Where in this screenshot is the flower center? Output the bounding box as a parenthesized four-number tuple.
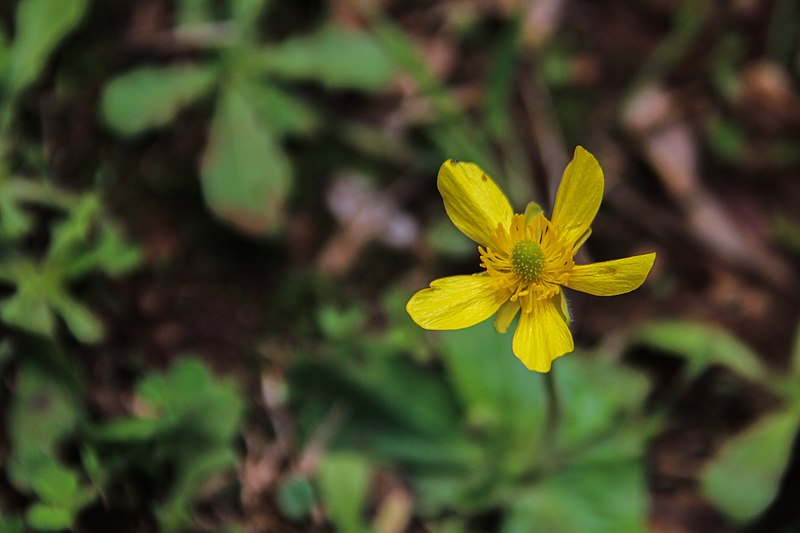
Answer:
(511, 239, 545, 281)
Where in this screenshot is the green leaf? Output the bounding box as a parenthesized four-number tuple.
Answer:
(50, 292, 104, 343)
(176, 0, 213, 25)
(317, 453, 371, 533)
(6, 0, 88, 95)
(7, 363, 79, 491)
(101, 64, 217, 136)
(702, 410, 798, 523)
(0, 186, 34, 238)
(262, 26, 393, 90)
(630, 321, 767, 383)
(483, 19, 520, 140)
(791, 321, 800, 378)
(277, 476, 315, 521)
(86, 358, 244, 533)
(200, 85, 290, 235)
(440, 321, 547, 474)
(0, 289, 56, 337)
(66, 224, 141, 279)
(247, 84, 319, 136)
(88, 417, 163, 442)
(25, 504, 73, 531)
(8, 363, 78, 456)
(317, 304, 366, 341)
(0, 515, 25, 533)
(554, 355, 651, 454)
(232, 0, 270, 40)
(503, 461, 648, 533)
(46, 194, 99, 261)
(29, 462, 78, 506)
(290, 358, 478, 469)
(158, 447, 237, 529)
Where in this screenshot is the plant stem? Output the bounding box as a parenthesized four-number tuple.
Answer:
(544, 371, 560, 450)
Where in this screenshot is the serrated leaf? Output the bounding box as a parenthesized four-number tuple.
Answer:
(702, 410, 798, 523)
(317, 453, 371, 533)
(263, 26, 393, 90)
(101, 64, 217, 136)
(200, 85, 290, 235)
(6, 0, 89, 95)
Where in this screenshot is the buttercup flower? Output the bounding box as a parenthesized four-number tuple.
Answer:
(406, 146, 655, 372)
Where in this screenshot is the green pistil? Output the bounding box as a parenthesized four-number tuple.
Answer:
(511, 239, 545, 281)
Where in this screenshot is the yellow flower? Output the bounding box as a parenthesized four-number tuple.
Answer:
(406, 146, 656, 372)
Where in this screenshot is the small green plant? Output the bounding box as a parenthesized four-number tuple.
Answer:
(0, 0, 90, 236)
(101, 0, 393, 236)
(85, 358, 245, 533)
(6, 356, 93, 531)
(2, 352, 245, 532)
(291, 297, 656, 532)
(631, 321, 800, 526)
(0, 0, 139, 342)
(0, 193, 140, 342)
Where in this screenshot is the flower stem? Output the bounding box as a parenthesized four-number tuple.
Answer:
(544, 371, 560, 450)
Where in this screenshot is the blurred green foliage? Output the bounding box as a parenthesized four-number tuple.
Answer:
(84, 358, 244, 532)
(3, 349, 243, 532)
(0, 1, 798, 532)
(291, 301, 655, 532)
(0, 194, 139, 341)
(632, 321, 800, 525)
(101, 0, 392, 236)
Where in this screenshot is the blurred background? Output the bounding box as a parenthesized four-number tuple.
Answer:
(0, 1, 799, 532)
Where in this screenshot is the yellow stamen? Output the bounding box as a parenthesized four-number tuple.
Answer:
(479, 213, 574, 313)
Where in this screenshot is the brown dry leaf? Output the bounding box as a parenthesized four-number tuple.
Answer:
(521, 0, 566, 51)
(373, 487, 414, 533)
(317, 175, 419, 276)
(736, 60, 800, 133)
(622, 85, 792, 288)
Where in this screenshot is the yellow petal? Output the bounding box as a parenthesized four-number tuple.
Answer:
(493, 300, 520, 333)
(557, 291, 571, 325)
(438, 160, 513, 247)
(512, 296, 574, 372)
(406, 274, 508, 330)
(551, 146, 604, 250)
(566, 252, 656, 296)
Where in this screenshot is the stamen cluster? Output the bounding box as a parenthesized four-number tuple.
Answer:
(479, 213, 574, 313)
